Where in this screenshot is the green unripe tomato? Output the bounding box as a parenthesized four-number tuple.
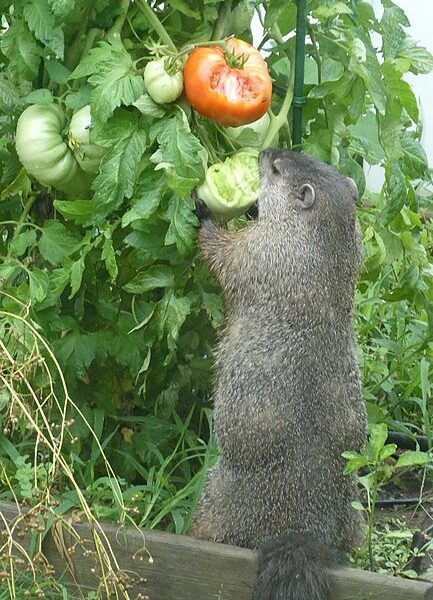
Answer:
(68, 105, 105, 174)
(144, 58, 183, 104)
(197, 150, 259, 221)
(15, 104, 91, 196)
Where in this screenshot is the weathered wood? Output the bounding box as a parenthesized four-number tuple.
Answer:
(1, 500, 433, 599)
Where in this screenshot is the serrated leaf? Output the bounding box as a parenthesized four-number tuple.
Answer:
(122, 176, 165, 226)
(167, 0, 200, 19)
(0, 75, 20, 106)
(313, 1, 352, 19)
(382, 163, 407, 224)
(395, 451, 431, 469)
(150, 110, 205, 197)
(155, 290, 191, 347)
(400, 133, 428, 179)
(44, 59, 71, 84)
(38, 220, 81, 265)
(349, 55, 386, 114)
(132, 93, 165, 118)
(69, 255, 85, 298)
(124, 265, 174, 294)
(48, 0, 75, 18)
(165, 196, 198, 256)
(91, 129, 147, 220)
(24, 0, 64, 59)
(29, 268, 49, 303)
(1, 169, 32, 200)
(1, 19, 42, 79)
(398, 41, 433, 75)
(10, 229, 37, 257)
(380, 113, 403, 161)
(91, 109, 139, 147)
(101, 239, 118, 281)
(53, 200, 94, 224)
(381, 5, 407, 60)
(69, 40, 144, 122)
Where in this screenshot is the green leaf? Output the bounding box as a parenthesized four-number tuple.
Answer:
(380, 443, 397, 461)
(69, 255, 85, 298)
(369, 423, 388, 461)
(167, 0, 200, 19)
(0, 74, 21, 106)
(101, 239, 118, 282)
(150, 110, 205, 197)
(313, 1, 352, 19)
(154, 290, 191, 348)
(29, 268, 49, 303)
(351, 500, 365, 512)
(1, 169, 32, 201)
(123, 265, 174, 294)
(395, 451, 431, 469)
(44, 59, 71, 84)
(10, 229, 37, 257)
(132, 93, 165, 118)
(165, 196, 198, 256)
(122, 176, 165, 227)
(53, 200, 94, 224)
(398, 41, 433, 75)
(56, 330, 97, 375)
(0, 19, 42, 79)
(91, 129, 147, 220)
(382, 163, 407, 224)
(69, 40, 145, 122)
(349, 55, 386, 114)
(48, 0, 75, 18)
(23, 0, 64, 59)
(344, 455, 369, 474)
(381, 5, 408, 60)
(38, 220, 81, 265)
(400, 133, 428, 179)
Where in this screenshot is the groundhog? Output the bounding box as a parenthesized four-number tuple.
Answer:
(189, 148, 367, 600)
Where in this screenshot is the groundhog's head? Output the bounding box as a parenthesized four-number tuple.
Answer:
(258, 149, 358, 224)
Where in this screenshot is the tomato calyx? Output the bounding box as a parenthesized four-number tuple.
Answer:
(223, 47, 249, 70)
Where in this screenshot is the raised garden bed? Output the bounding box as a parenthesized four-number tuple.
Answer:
(1, 501, 433, 600)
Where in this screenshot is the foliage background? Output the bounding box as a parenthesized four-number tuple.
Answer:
(0, 0, 432, 565)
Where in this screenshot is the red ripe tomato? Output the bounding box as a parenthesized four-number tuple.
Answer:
(183, 38, 272, 127)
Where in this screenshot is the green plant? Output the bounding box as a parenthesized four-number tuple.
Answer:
(343, 423, 432, 571)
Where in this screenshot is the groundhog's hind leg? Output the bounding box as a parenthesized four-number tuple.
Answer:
(188, 461, 250, 545)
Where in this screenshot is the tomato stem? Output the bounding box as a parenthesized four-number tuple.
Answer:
(4, 195, 37, 264)
(212, 0, 233, 41)
(109, 0, 130, 37)
(261, 58, 295, 151)
(136, 0, 177, 54)
(177, 37, 233, 59)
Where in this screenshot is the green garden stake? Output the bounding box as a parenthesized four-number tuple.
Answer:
(293, 0, 308, 150)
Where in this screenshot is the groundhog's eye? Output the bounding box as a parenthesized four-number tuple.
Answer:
(271, 158, 283, 175)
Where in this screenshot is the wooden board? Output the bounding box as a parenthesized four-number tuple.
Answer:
(1, 501, 433, 600)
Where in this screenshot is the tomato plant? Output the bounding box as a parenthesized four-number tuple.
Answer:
(144, 58, 184, 104)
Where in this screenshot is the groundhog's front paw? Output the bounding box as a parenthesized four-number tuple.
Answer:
(194, 195, 212, 223)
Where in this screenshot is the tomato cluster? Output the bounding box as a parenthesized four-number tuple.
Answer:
(15, 38, 272, 218)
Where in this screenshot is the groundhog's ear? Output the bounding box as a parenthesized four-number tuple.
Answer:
(297, 183, 316, 209)
(347, 177, 359, 201)
(271, 158, 284, 175)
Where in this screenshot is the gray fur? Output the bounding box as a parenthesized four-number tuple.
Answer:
(189, 149, 367, 599)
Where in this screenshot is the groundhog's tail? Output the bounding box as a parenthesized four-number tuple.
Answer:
(253, 532, 341, 600)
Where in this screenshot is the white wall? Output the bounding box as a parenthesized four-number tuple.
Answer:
(365, 0, 433, 191)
